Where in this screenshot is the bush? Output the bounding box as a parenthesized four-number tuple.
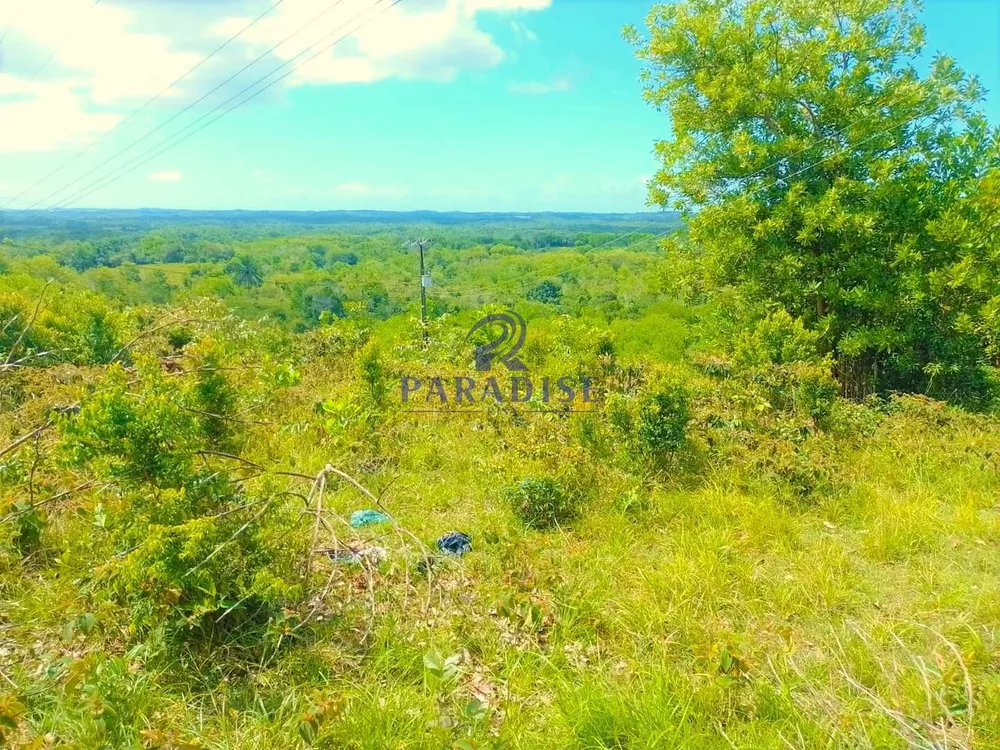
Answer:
(606, 375, 691, 461)
(505, 476, 581, 530)
(526, 280, 561, 304)
(732, 309, 821, 369)
(729, 310, 840, 426)
(82, 310, 121, 364)
(356, 341, 389, 409)
(57, 360, 304, 652)
(637, 381, 690, 454)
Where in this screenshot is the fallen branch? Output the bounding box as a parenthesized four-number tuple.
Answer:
(197, 451, 436, 604)
(305, 466, 330, 585)
(0, 347, 79, 372)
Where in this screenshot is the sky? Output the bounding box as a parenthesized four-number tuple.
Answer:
(0, 0, 997, 214)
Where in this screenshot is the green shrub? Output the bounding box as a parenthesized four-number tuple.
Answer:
(62, 363, 199, 489)
(725, 310, 840, 427)
(58, 360, 305, 652)
(637, 381, 690, 454)
(166, 325, 195, 351)
(526, 280, 561, 304)
(356, 341, 389, 409)
(606, 375, 691, 461)
(732, 309, 821, 368)
(110, 508, 300, 641)
(187, 341, 239, 449)
(505, 476, 581, 530)
(750, 438, 836, 501)
(83, 310, 121, 365)
(789, 362, 839, 423)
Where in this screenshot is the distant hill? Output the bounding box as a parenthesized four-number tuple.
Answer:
(1, 208, 682, 242)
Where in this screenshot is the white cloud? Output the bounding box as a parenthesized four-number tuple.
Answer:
(148, 169, 182, 183)
(0, 0, 551, 155)
(4, 0, 200, 104)
(0, 75, 120, 151)
(509, 75, 571, 95)
(466, 0, 551, 12)
(334, 181, 407, 198)
(218, 0, 550, 86)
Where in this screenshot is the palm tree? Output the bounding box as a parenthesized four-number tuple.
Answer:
(226, 256, 264, 288)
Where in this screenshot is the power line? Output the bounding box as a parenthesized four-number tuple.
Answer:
(1, 0, 291, 210)
(0, 0, 29, 49)
(762, 106, 939, 188)
(18, 0, 349, 213)
(0, 194, 36, 206)
(732, 103, 942, 200)
(24, 0, 102, 87)
(43, 0, 381, 211)
(46, 0, 401, 212)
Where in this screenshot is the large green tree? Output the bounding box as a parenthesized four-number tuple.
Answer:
(629, 0, 1000, 400)
(225, 255, 264, 289)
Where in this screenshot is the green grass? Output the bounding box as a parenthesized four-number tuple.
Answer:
(4, 359, 1000, 748)
(1, 262, 999, 748)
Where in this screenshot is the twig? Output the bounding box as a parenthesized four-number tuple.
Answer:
(195, 450, 266, 471)
(0, 419, 52, 460)
(907, 620, 975, 739)
(305, 467, 330, 586)
(124, 364, 261, 388)
(299, 566, 341, 628)
(0, 347, 78, 371)
(206, 496, 273, 520)
(27, 430, 41, 504)
(111, 316, 201, 363)
(196, 451, 435, 608)
(179, 405, 275, 427)
(326, 465, 435, 576)
(3, 280, 52, 366)
(0, 481, 97, 523)
(184, 499, 273, 578)
(1, 312, 21, 337)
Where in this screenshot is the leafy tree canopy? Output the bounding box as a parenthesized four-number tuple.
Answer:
(629, 0, 1000, 400)
(225, 255, 265, 289)
(527, 280, 563, 304)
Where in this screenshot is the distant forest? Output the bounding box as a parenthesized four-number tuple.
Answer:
(1, 208, 681, 245)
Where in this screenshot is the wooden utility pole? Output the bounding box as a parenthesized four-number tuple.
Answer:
(407, 239, 431, 343)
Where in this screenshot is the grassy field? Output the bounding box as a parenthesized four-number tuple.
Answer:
(2, 260, 999, 748)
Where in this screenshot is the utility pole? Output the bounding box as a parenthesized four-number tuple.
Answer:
(406, 239, 431, 344)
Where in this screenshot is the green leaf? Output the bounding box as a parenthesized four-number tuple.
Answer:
(77, 613, 97, 635)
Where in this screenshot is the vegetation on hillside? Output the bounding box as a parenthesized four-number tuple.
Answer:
(1, 0, 999, 748)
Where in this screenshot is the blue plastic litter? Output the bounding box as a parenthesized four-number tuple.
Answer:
(350, 509, 390, 528)
(436, 531, 472, 556)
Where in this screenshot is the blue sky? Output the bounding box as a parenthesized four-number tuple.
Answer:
(0, 0, 996, 213)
